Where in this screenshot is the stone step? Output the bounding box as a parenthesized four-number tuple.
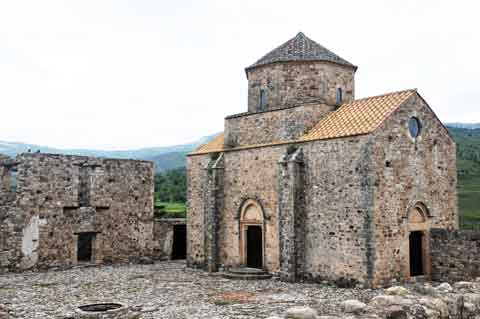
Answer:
(223, 272, 272, 280)
(228, 267, 268, 275)
(223, 267, 272, 280)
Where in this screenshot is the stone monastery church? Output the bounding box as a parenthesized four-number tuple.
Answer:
(187, 32, 457, 287)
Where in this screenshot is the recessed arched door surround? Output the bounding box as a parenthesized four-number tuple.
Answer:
(407, 203, 430, 278)
(239, 199, 265, 269)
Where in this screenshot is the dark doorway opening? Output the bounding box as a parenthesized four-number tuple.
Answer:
(77, 233, 95, 263)
(246, 226, 263, 269)
(409, 231, 424, 276)
(171, 225, 187, 260)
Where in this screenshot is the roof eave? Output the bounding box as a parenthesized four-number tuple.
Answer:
(187, 132, 372, 157)
(244, 59, 358, 78)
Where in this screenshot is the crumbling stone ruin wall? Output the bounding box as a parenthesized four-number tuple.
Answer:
(0, 153, 154, 272)
(246, 61, 355, 112)
(430, 229, 480, 282)
(152, 218, 186, 260)
(371, 94, 457, 286)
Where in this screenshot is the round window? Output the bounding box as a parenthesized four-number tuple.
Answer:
(408, 117, 422, 138)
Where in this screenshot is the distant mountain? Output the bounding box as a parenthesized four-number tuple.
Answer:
(2, 122, 478, 174)
(446, 123, 480, 130)
(151, 152, 189, 172)
(0, 133, 219, 173)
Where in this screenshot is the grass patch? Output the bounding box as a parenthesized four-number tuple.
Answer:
(154, 201, 186, 219)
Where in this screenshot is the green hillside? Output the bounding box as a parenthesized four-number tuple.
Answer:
(154, 168, 187, 218)
(151, 152, 187, 173)
(448, 127, 480, 227)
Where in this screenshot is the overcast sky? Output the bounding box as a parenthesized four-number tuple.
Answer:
(0, 0, 478, 150)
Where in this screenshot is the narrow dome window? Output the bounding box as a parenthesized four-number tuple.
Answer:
(408, 117, 422, 138)
(336, 88, 343, 106)
(258, 89, 267, 111)
(9, 169, 17, 192)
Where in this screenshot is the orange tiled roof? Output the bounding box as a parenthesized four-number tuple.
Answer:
(300, 89, 416, 141)
(193, 133, 225, 154)
(191, 89, 416, 155)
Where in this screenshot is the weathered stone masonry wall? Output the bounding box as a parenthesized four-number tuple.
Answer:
(371, 94, 457, 286)
(430, 229, 480, 282)
(220, 146, 283, 272)
(186, 155, 210, 268)
(0, 153, 154, 272)
(246, 61, 355, 112)
(224, 103, 334, 148)
(300, 136, 374, 285)
(277, 148, 305, 282)
(187, 135, 375, 285)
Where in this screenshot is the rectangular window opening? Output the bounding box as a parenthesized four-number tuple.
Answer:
(78, 166, 90, 207)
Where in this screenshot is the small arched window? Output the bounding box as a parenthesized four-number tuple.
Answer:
(336, 88, 343, 106)
(258, 89, 267, 111)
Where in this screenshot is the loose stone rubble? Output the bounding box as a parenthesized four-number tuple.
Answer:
(1, 261, 480, 319)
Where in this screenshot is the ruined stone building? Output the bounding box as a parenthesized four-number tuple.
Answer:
(153, 218, 187, 261)
(187, 32, 457, 287)
(0, 153, 154, 272)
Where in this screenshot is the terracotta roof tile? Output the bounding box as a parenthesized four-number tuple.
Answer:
(193, 133, 225, 154)
(300, 89, 416, 141)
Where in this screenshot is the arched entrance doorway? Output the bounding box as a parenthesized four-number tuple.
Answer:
(407, 203, 430, 277)
(239, 200, 264, 269)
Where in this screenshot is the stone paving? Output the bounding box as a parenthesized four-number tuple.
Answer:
(0, 261, 382, 319)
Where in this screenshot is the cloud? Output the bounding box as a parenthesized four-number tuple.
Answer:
(0, 0, 478, 149)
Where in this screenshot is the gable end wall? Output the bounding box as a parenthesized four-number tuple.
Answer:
(371, 93, 457, 286)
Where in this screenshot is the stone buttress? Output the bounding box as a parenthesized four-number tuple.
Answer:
(278, 147, 305, 281)
(203, 153, 224, 272)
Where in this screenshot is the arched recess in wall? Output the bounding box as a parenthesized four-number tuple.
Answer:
(407, 202, 430, 278)
(239, 199, 265, 269)
(409, 203, 428, 225)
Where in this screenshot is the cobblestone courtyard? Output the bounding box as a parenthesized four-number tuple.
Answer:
(1, 261, 382, 318)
